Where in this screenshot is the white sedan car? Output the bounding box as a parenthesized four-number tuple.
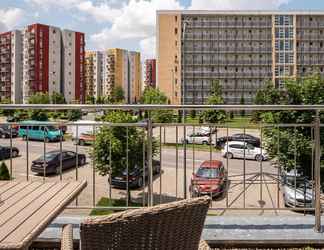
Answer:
(221, 141, 268, 161)
(182, 132, 211, 145)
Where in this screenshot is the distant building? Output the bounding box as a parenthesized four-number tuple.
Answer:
(0, 30, 22, 103)
(0, 23, 85, 104)
(104, 48, 141, 103)
(84, 51, 103, 99)
(62, 30, 85, 103)
(157, 11, 324, 104)
(144, 59, 156, 88)
(22, 24, 62, 103)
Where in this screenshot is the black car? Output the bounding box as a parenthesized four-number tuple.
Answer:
(31, 150, 86, 175)
(110, 160, 161, 189)
(0, 145, 19, 160)
(216, 133, 260, 148)
(0, 125, 18, 138)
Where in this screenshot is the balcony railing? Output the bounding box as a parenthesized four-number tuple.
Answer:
(1, 104, 324, 235)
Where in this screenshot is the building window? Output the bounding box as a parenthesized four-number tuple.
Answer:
(175, 16, 177, 22)
(175, 28, 178, 35)
(53, 30, 56, 34)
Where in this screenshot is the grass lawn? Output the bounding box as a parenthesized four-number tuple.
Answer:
(90, 197, 142, 216)
(224, 116, 258, 128)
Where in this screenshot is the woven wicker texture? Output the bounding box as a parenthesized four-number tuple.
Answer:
(61, 224, 73, 250)
(79, 196, 211, 250)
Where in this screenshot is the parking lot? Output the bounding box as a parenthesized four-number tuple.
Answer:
(0, 124, 291, 216)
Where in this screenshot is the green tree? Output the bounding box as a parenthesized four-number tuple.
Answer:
(92, 111, 158, 202)
(27, 93, 50, 121)
(256, 74, 324, 176)
(110, 86, 125, 103)
(86, 95, 96, 104)
(67, 110, 82, 121)
(0, 162, 10, 180)
(199, 80, 226, 123)
(140, 87, 173, 123)
(51, 92, 66, 104)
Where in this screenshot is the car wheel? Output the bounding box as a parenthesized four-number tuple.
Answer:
(255, 154, 263, 162)
(1, 133, 6, 139)
(11, 150, 18, 158)
(202, 141, 208, 145)
(79, 139, 85, 146)
(225, 152, 233, 159)
(137, 177, 143, 187)
(22, 135, 27, 141)
(44, 137, 49, 143)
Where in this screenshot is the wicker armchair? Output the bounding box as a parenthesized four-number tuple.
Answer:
(61, 196, 211, 250)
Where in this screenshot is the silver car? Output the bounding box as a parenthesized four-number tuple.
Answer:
(281, 169, 314, 208)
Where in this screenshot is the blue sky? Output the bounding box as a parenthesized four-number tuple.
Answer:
(0, 0, 323, 60)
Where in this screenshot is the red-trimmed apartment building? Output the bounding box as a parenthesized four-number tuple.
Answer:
(144, 59, 156, 88)
(19, 23, 85, 103)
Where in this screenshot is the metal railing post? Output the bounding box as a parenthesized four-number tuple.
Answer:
(314, 110, 321, 232)
(147, 118, 153, 206)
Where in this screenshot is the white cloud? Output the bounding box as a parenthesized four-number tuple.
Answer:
(140, 36, 156, 60)
(0, 8, 25, 32)
(189, 0, 291, 10)
(76, 1, 123, 23)
(91, 0, 183, 58)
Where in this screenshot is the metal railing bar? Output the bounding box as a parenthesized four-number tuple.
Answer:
(175, 126, 179, 199)
(26, 126, 29, 181)
(159, 126, 162, 204)
(75, 125, 79, 206)
(9, 125, 12, 179)
(92, 125, 96, 207)
(126, 127, 129, 207)
(59, 127, 63, 181)
(1, 104, 324, 111)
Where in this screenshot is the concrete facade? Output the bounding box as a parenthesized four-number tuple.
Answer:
(0, 30, 23, 103)
(144, 59, 156, 88)
(84, 51, 103, 99)
(157, 11, 324, 104)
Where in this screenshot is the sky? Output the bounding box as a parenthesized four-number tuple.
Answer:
(0, 0, 324, 61)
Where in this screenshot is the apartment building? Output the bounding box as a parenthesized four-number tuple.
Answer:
(102, 48, 141, 103)
(144, 59, 156, 88)
(157, 11, 324, 104)
(84, 51, 103, 98)
(22, 24, 62, 103)
(0, 30, 22, 103)
(62, 30, 85, 103)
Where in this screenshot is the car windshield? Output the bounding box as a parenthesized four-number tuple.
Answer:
(37, 152, 57, 161)
(286, 176, 310, 188)
(196, 167, 220, 178)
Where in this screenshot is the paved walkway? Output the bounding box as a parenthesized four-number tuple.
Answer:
(37, 215, 324, 247)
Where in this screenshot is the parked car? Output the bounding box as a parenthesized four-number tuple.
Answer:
(73, 132, 95, 146)
(281, 169, 313, 208)
(182, 132, 212, 145)
(0, 125, 18, 138)
(190, 160, 227, 198)
(110, 160, 161, 189)
(0, 145, 19, 160)
(19, 121, 63, 142)
(31, 150, 86, 175)
(221, 141, 268, 161)
(216, 133, 260, 148)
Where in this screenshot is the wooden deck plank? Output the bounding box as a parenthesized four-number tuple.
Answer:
(0, 182, 44, 214)
(0, 181, 86, 250)
(0, 182, 68, 242)
(0, 181, 11, 188)
(5, 182, 85, 244)
(0, 182, 58, 227)
(0, 181, 21, 194)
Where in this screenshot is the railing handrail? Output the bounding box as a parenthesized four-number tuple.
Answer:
(1, 104, 324, 111)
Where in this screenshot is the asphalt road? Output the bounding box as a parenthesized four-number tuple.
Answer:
(0, 132, 288, 216)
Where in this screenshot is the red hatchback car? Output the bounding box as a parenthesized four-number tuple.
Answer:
(190, 160, 227, 198)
